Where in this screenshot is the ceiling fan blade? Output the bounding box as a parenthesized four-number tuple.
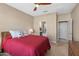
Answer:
(33, 7, 37, 11)
(33, 3, 51, 11)
(35, 3, 51, 5)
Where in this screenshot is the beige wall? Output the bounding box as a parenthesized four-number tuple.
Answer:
(58, 13, 72, 21)
(34, 13, 57, 43)
(71, 4, 79, 41)
(0, 4, 33, 50)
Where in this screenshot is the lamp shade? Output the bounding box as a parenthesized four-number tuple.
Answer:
(28, 28, 33, 34)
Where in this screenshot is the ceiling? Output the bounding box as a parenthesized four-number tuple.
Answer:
(6, 3, 76, 16)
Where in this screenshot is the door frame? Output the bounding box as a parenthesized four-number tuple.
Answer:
(57, 20, 72, 41)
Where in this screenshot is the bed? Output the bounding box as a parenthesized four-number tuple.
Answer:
(1, 32, 51, 56)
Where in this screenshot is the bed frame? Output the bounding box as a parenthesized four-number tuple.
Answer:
(1, 32, 9, 52)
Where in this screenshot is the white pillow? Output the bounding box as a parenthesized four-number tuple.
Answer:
(9, 30, 23, 38)
(23, 31, 28, 36)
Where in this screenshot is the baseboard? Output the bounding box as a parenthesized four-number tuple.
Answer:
(50, 41, 56, 44)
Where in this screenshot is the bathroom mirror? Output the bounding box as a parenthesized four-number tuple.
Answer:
(39, 21, 47, 36)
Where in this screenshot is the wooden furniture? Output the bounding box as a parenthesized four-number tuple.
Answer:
(1, 32, 9, 52)
(69, 41, 79, 56)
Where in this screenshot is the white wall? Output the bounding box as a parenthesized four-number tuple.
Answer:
(71, 4, 79, 41)
(34, 13, 57, 43)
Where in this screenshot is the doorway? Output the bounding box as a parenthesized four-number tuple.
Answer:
(59, 21, 68, 40)
(57, 20, 72, 42)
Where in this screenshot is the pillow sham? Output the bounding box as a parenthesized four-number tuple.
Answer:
(9, 30, 23, 38)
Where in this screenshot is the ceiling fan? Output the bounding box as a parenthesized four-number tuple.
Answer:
(33, 3, 52, 11)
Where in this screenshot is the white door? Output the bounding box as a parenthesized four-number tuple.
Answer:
(59, 22, 68, 40)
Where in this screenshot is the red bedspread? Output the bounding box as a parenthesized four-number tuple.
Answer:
(2, 35, 51, 56)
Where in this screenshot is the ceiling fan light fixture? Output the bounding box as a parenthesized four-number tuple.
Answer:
(33, 3, 51, 11)
(35, 4, 39, 7)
